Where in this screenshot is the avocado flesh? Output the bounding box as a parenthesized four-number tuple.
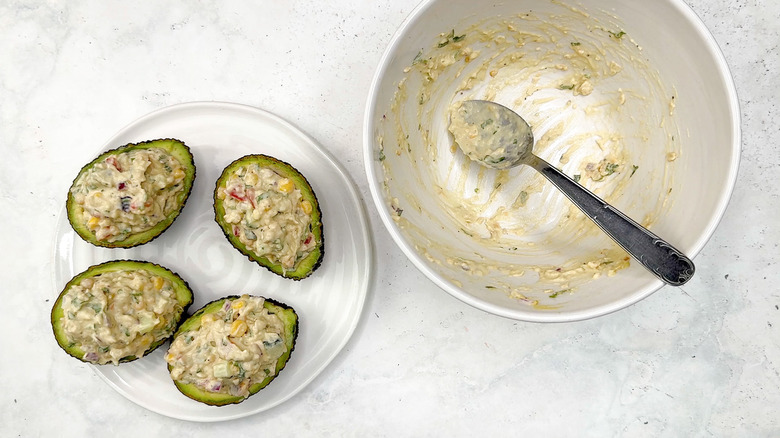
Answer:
(168, 296, 298, 406)
(213, 154, 324, 280)
(51, 260, 194, 364)
(66, 138, 196, 248)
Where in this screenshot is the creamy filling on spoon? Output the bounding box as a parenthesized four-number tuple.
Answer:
(448, 100, 534, 169)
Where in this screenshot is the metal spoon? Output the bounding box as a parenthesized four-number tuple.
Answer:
(449, 100, 694, 286)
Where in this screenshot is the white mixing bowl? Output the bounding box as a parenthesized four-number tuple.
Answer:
(364, 0, 740, 322)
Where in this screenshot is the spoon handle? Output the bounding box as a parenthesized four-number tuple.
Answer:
(528, 155, 695, 286)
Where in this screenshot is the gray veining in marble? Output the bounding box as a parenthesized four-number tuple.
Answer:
(1, 0, 778, 436)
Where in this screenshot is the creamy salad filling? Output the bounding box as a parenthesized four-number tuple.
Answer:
(59, 269, 184, 365)
(166, 295, 288, 399)
(216, 164, 316, 272)
(70, 147, 187, 242)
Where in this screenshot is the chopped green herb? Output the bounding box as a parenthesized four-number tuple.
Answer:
(480, 118, 494, 129)
(437, 29, 466, 48)
(570, 41, 581, 46)
(474, 188, 480, 193)
(412, 50, 424, 65)
(378, 150, 386, 161)
(630, 165, 639, 177)
(442, 30, 454, 46)
(519, 191, 529, 205)
(559, 84, 575, 90)
(573, 174, 581, 182)
(604, 162, 619, 175)
(609, 30, 626, 39)
(549, 288, 572, 299)
(485, 285, 496, 289)
(484, 155, 506, 165)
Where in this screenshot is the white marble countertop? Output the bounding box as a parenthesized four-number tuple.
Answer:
(2, 0, 778, 436)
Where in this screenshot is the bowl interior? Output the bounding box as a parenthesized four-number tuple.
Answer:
(365, 0, 739, 321)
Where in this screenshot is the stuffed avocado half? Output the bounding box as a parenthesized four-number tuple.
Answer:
(67, 138, 196, 248)
(51, 260, 194, 365)
(214, 154, 324, 280)
(166, 295, 298, 406)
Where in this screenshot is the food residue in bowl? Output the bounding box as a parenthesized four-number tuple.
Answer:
(376, 4, 681, 305)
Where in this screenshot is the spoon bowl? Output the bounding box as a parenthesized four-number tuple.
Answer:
(449, 100, 695, 286)
(449, 100, 534, 169)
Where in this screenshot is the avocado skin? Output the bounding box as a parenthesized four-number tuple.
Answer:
(66, 138, 196, 248)
(167, 295, 299, 406)
(213, 154, 324, 280)
(51, 260, 195, 365)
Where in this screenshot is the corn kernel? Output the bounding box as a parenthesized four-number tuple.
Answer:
(172, 168, 185, 179)
(230, 320, 248, 337)
(301, 200, 313, 214)
(244, 172, 258, 186)
(231, 300, 245, 309)
(153, 276, 165, 290)
(166, 353, 175, 362)
(201, 314, 216, 324)
(278, 178, 294, 193)
(88, 217, 100, 230)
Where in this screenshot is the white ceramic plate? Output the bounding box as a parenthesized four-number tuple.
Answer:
(52, 102, 373, 421)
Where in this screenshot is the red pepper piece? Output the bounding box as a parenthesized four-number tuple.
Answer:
(106, 156, 121, 171)
(229, 188, 256, 208)
(228, 190, 247, 202)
